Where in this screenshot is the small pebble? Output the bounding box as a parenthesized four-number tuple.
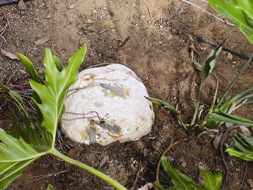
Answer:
(69, 4, 74, 9)
(227, 52, 233, 60)
(17, 0, 27, 11)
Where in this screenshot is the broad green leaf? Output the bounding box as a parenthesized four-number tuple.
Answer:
(0, 128, 45, 190)
(1, 45, 128, 190)
(160, 156, 203, 190)
(200, 46, 222, 80)
(17, 53, 44, 84)
(200, 170, 222, 190)
(53, 55, 63, 72)
(146, 97, 187, 130)
(208, 0, 253, 43)
(0, 45, 87, 189)
(30, 44, 86, 145)
(156, 157, 222, 190)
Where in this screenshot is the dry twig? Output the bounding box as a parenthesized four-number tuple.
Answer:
(180, 0, 234, 27)
(0, 8, 10, 43)
(238, 162, 248, 190)
(131, 162, 144, 190)
(155, 138, 188, 183)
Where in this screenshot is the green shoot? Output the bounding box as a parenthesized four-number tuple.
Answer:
(148, 46, 253, 133)
(215, 54, 253, 109)
(155, 156, 222, 190)
(148, 47, 222, 132)
(190, 46, 222, 127)
(146, 97, 187, 131)
(226, 133, 253, 161)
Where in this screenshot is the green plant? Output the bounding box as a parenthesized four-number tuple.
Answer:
(147, 48, 253, 132)
(155, 156, 222, 190)
(147, 47, 222, 132)
(46, 184, 55, 190)
(226, 133, 253, 161)
(0, 45, 126, 190)
(147, 47, 253, 188)
(206, 1, 253, 129)
(208, 0, 253, 43)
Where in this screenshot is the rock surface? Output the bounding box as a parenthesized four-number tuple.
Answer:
(61, 64, 154, 146)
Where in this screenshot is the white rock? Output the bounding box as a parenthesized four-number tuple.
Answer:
(61, 64, 154, 146)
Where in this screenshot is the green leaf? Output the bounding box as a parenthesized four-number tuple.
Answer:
(1, 45, 128, 190)
(156, 157, 222, 190)
(0, 82, 31, 127)
(46, 184, 55, 190)
(200, 46, 222, 80)
(208, 0, 253, 43)
(219, 87, 253, 111)
(233, 137, 253, 154)
(160, 156, 203, 190)
(200, 170, 222, 190)
(206, 110, 253, 128)
(215, 54, 253, 108)
(146, 97, 187, 130)
(30, 44, 86, 144)
(226, 148, 253, 161)
(0, 45, 87, 189)
(190, 47, 221, 127)
(8, 108, 48, 151)
(238, 133, 253, 146)
(17, 53, 44, 84)
(226, 134, 253, 161)
(0, 82, 49, 151)
(0, 128, 45, 190)
(53, 55, 63, 72)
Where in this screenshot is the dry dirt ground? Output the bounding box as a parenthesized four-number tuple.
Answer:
(1, 0, 253, 190)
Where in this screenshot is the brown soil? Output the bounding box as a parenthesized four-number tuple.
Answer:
(1, 0, 253, 190)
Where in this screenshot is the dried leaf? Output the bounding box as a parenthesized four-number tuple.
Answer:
(239, 125, 251, 136)
(213, 133, 223, 149)
(1, 49, 19, 60)
(17, 0, 27, 11)
(137, 183, 153, 190)
(247, 179, 253, 188)
(35, 35, 50, 45)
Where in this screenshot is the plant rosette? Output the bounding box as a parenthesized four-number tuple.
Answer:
(61, 64, 155, 146)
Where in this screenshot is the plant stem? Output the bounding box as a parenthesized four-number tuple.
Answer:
(49, 148, 127, 190)
(198, 73, 219, 130)
(215, 54, 253, 109)
(209, 73, 219, 114)
(190, 77, 204, 127)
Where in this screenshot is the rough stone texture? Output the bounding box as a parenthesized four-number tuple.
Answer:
(61, 64, 154, 145)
